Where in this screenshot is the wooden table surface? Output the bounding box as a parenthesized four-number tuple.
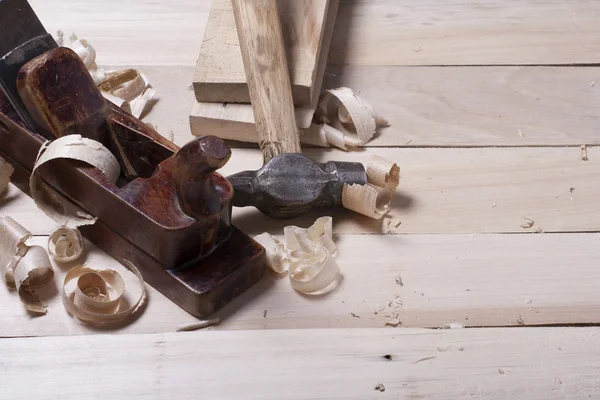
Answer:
(2, 1, 600, 398)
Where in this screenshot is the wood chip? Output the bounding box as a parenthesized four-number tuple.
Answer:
(176, 318, 220, 332)
(581, 145, 589, 161)
(520, 218, 535, 229)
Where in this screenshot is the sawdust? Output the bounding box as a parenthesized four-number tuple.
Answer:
(350, 312, 361, 318)
(533, 227, 544, 233)
(520, 218, 534, 229)
(590, 81, 596, 88)
(498, 369, 506, 375)
(517, 129, 524, 138)
(517, 314, 525, 326)
(570, 187, 575, 194)
(437, 345, 450, 352)
(395, 275, 403, 286)
(491, 199, 497, 208)
(581, 145, 589, 161)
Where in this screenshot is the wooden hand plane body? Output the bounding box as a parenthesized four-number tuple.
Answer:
(0, 0, 265, 317)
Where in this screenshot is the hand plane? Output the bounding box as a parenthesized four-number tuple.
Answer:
(0, 0, 266, 317)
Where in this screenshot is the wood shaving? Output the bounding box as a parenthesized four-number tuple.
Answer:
(254, 217, 339, 294)
(581, 145, 589, 161)
(0, 217, 54, 314)
(30, 135, 120, 228)
(58, 31, 156, 119)
(48, 227, 84, 262)
(0, 156, 14, 195)
(342, 156, 400, 219)
(313, 87, 388, 150)
(176, 318, 220, 332)
(437, 345, 451, 352)
(395, 275, 403, 286)
(62, 261, 145, 326)
(414, 356, 437, 364)
(520, 218, 534, 229)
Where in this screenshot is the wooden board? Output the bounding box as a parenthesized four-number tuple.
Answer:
(188, 65, 600, 147)
(192, 0, 338, 106)
(29, 0, 600, 67)
(3, 327, 600, 399)
(328, 0, 600, 66)
(3, 233, 600, 338)
(4, 145, 598, 236)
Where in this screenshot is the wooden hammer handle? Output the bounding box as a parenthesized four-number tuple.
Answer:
(232, 0, 301, 163)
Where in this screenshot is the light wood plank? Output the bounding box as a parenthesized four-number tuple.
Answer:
(4, 146, 599, 235)
(126, 65, 600, 148)
(329, 0, 600, 66)
(29, 0, 600, 67)
(3, 233, 600, 337)
(193, 0, 338, 106)
(2, 327, 600, 399)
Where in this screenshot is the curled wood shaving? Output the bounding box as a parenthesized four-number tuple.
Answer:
(62, 261, 145, 326)
(58, 31, 156, 119)
(30, 135, 120, 228)
(56, 31, 106, 84)
(254, 217, 340, 294)
(48, 227, 84, 262)
(342, 156, 400, 219)
(0, 217, 54, 314)
(0, 156, 14, 195)
(312, 87, 389, 150)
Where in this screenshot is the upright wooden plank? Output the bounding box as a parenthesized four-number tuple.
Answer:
(2, 328, 600, 399)
(192, 0, 338, 105)
(29, 0, 600, 66)
(3, 233, 600, 337)
(3, 146, 599, 235)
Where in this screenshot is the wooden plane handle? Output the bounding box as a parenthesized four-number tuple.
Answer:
(232, 0, 301, 163)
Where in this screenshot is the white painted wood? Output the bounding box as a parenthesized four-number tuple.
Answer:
(28, 0, 600, 66)
(2, 327, 600, 399)
(4, 146, 599, 235)
(3, 233, 600, 337)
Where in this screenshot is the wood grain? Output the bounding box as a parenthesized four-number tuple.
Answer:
(2, 327, 600, 399)
(3, 233, 600, 337)
(232, 0, 301, 161)
(4, 146, 599, 235)
(29, 0, 600, 67)
(189, 65, 600, 147)
(329, 0, 600, 66)
(193, 0, 337, 105)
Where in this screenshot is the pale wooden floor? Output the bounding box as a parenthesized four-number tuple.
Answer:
(2, 0, 600, 398)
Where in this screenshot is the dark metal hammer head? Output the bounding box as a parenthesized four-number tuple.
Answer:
(227, 153, 367, 219)
(0, 0, 57, 130)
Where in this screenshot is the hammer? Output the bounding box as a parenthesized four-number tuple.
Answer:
(227, 0, 367, 219)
